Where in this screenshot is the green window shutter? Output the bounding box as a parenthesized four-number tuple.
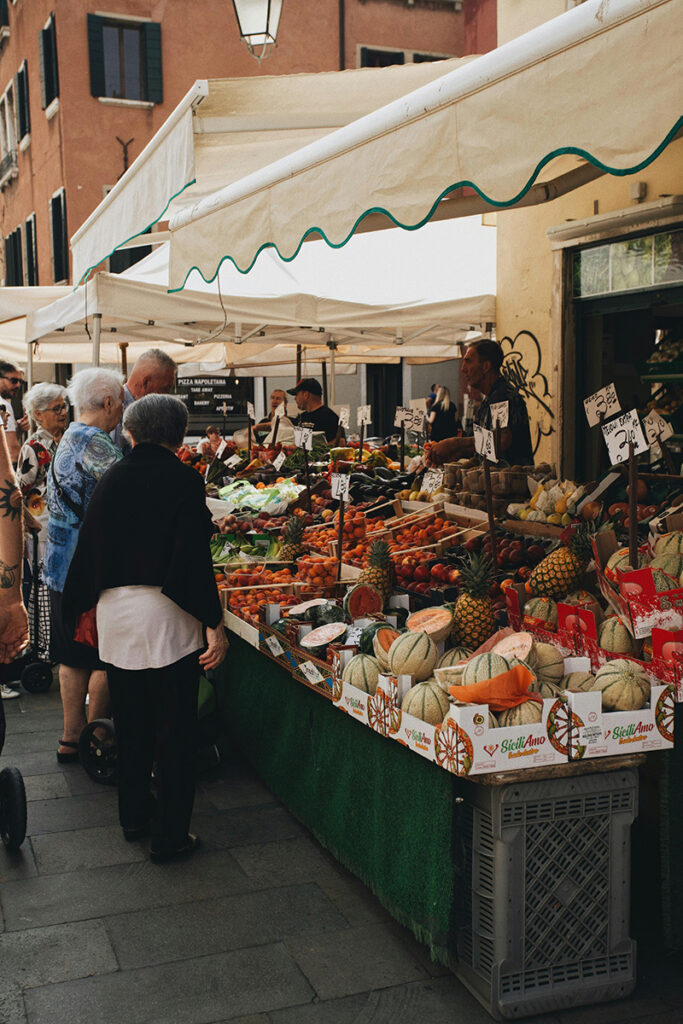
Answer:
(87, 14, 105, 97)
(48, 16, 59, 102)
(0, 1, 9, 29)
(13, 73, 21, 142)
(20, 64, 30, 137)
(143, 22, 162, 103)
(5, 236, 14, 286)
(38, 27, 47, 109)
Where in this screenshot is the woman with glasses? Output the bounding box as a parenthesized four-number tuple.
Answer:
(17, 384, 69, 548)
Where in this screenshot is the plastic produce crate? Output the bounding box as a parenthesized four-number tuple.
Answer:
(453, 770, 638, 1020)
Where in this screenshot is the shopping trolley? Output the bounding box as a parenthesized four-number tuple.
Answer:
(2, 531, 54, 695)
(0, 694, 28, 850)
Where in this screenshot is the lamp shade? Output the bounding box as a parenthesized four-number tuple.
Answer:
(232, 0, 283, 50)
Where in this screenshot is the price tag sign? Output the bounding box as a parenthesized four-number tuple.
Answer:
(272, 450, 286, 471)
(584, 383, 620, 427)
(299, 660, 325, 685)
(337, 405, 350, 429)
(264, 634, 285, 657)
(225, 453, 242, 468)
(394, 406, 410, 428)
(247, 401, 255, 421)
(294, 426, 313, 451)
(273, 401, 285, 419)
(215, 439, 228, 459)
(490, 401, 509, 429)
(643, 410, 674, 446)
(422, 468, 443, 494)
(602, 409, 649, 465)
(473, 424, 498, 463)
(408, 408, 424, 432)
(357, 405, 371, 427)
(331, 473, 351, 500)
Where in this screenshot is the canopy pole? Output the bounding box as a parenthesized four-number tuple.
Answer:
(26, 341, 34, 389)
(92, 313, 102, 367)
(296, 345, 302, 381)
(119, 341, 129, 377)
(329, 342, 337, 407)
(321, 361, 328, 405)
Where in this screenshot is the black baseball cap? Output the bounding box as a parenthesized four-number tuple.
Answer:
(287, 377, 322, 397)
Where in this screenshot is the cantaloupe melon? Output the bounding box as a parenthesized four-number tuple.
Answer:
(436, 646, 472, 669)
(341, 654, 380, 694)
(492, 632, 537, 668)
(529, 676, 561, 699)
(652, 569, 678, 593)
(498, 700, 543, 728)
(592, 659, 650, 711)
(388, 631, 437, 681)
(649, 553, 683, 578)
(605, 547, 646, 582)
(373, 626, 402, 671)
(534, 643, 565, 686)
(405, 605, 454, 642)
(598, 616, 636, 655)
(461, 652, 509, 687)
(562, 671, 595, 692)
(487, 711, 499, 729)
(401, 679, 450, 725)
(563, 590, 603, 624)
(654, 531, 683, 556)
(523, 596, 558, 630)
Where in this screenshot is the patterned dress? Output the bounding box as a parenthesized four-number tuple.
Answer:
(44, 422, 122, 593)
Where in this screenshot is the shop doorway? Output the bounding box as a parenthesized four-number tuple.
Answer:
(573, 285, 683, 481)
(366, 363, 402, 439)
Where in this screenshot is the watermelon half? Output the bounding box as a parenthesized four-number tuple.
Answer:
(288, 598, 330, 621)
(343, 584, 384, 619)
(299, 622, 348, 656)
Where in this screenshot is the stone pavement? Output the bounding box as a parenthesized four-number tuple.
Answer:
(1, 683, 681, 1024)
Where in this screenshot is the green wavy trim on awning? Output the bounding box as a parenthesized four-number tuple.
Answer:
(169, 119, 683, 293)
(73, 177, 197, 290)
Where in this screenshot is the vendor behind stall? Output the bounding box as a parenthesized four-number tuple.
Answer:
(427, 341, 533, 467)
(288, 377, 340, 443)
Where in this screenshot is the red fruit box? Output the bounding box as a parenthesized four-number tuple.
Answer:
(504, 585, 575, 656)
(592, 530, 683, 639)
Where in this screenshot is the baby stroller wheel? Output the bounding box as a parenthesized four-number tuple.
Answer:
(20, 661, 53, 694)
(79, 719, 118, 785)
(0, 766, 27, 851)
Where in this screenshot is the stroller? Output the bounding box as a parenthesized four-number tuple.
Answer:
(1, 531, 54, 695)
(0, 690, 28, 851)
(78, 672, 222, 785)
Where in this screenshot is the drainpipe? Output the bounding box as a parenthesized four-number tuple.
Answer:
(339, 0, 345, 70)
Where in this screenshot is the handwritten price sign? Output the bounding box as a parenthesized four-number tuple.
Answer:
(225, 453, 242, 468)
(293, 426, 313, 451)
(247, 401, 255, 421)
(272, 451, 286, 471)
(331, 474, 351, 501)
(299, 660, 325, 685)
(601, 409, 649, 465)
(273, 402, 285, 419)
(215, 440, 228, 459)
(336, 405, 350, 429)
(643, 410, 674, 446)
(584, 383, 620, 427)
(473, 424, 498, 463)
(422, 468, 443, 494)
(264, 635, 285, 657)
(490, 401, 509, 429)
(357, 405, 372, 427)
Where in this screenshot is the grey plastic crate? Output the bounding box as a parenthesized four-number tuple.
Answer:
(452, 769, 638, 1020)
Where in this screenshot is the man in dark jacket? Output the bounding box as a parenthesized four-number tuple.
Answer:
(63, 394, 227, 864)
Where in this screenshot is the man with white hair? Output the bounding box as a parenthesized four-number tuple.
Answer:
(44, 368, 124, 764)
(111, 348, 177, 451)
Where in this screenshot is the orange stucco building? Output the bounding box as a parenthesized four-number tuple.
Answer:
(0, 0, 495, 286)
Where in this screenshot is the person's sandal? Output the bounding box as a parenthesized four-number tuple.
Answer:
(57, 740, 80, 764)
(150, 834, 201, 865)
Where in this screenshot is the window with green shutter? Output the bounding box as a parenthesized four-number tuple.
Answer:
(38, 13, 59, 110)
(15, 61, 30, 139)
(50, 189, 68, 283)
(88, 15, 162, 103)
(5, 227, 23, 286)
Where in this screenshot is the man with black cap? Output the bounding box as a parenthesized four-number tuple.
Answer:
(287, 377, 340, 443)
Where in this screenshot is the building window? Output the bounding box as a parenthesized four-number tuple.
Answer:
(15, 61, 30, 140)
(24, 213, 37, 285)
(50, 188, 68, 283)
(0, 83, 17, 188)
(5, 226, 23, 285)
(39, 13, 59, 110)
(88, 15, 163, 103)
(359, 46, 450, 67)
(573, 228, 683, 298)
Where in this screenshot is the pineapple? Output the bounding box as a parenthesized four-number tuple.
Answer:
(527, 525, 593, 598)
(279, 516, 306, 562)
(452, 552, 495, 649)
(356, 539, 394, 604)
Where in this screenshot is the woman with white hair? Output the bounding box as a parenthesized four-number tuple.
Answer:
(44, 367, 124, 764)
(17, 383, 69, 540)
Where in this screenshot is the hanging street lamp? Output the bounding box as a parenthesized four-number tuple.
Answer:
(232, 0, 283, 63)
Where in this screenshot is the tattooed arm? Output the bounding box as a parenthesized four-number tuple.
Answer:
(0, 424, 28, 661)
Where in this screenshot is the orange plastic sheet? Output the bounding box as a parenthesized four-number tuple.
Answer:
(449, 663, 542, 712)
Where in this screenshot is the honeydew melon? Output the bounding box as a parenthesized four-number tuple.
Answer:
(401, 679, 450, 725)
(388, 631, 437, 681)
(341, 654, 380, 695)
(592, 659, 650, 711)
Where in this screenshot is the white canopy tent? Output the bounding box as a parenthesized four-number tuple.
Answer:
(165, 0, 682, 288)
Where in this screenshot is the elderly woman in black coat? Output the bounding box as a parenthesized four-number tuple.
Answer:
(63, 394, 228, 864)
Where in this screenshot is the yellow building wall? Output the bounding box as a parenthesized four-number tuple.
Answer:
(494, 2, 683, 469)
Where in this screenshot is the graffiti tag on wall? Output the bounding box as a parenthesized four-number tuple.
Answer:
(499, 330, 555, 456)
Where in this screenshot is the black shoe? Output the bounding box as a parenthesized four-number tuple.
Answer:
(56, 740, 79, 764)
(150, 834, 201, 864)
(122, 797, 157, 841)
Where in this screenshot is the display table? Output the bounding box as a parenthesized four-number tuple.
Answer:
(215, 633, 650, 1019)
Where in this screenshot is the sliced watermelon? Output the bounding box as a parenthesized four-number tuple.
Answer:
(300, 621, 348, 655)
(313, 603, 347, 626)
(288, 598, 330, 621)
(343, 584, 384, 619)
(359, 621, 385, 654)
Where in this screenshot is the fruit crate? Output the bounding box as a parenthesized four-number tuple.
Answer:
(452, 769, 638, 1020)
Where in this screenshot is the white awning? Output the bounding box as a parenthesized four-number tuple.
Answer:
(0, 286, 70, 322)
(70, 60, 474, 287)
(167, 0, 682, 289)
